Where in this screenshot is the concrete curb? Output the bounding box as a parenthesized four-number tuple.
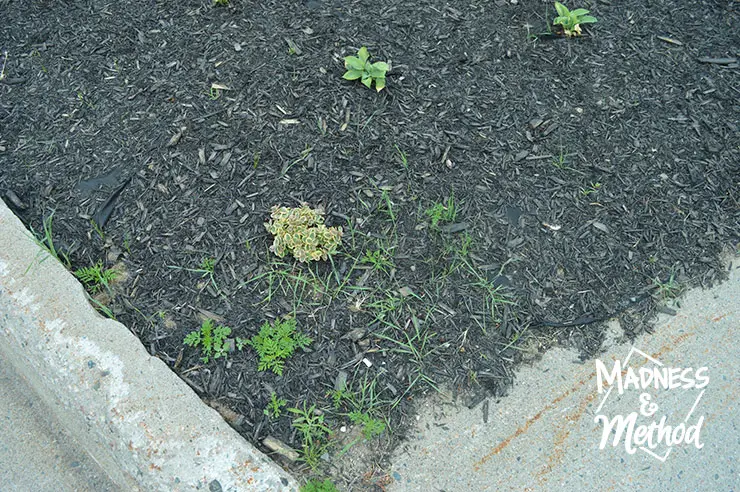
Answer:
(0, 199, 298, 491)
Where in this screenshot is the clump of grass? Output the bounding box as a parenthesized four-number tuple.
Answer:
(425, 194, 457, 229)
(289, 402, 333, 470)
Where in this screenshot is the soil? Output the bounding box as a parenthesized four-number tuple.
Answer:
(1, 0, 738, 489)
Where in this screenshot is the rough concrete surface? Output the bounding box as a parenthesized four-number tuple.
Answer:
(390, 258, 738, 491)
(0, 353, 117, 491)
(0, 199, 298, 491)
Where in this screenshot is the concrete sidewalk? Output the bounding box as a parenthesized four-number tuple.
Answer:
(0, 199, 298, 491)
(390, 259, 738, 491)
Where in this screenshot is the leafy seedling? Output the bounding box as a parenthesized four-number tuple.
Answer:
(264, 392, 288, 419)
(343, 46, 389, 92)
(74, 261, 119, 294)
(184, 319, 232, 364)
(237, 318, 312, 376)
(553, 2, 597, 37)
(425, 195, 457, 229)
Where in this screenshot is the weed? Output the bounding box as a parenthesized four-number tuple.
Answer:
(349, 410, 386, 439)
(289, 402, 333, 470)
(213, 0, 229, 5)
(361, 247, 394, 275)
(425, 194, 457, 229)
(183, 319, 232, 364)
(264, 392, 288, 419)
(265, 204, 343, 263)
(74, 261, 119, 294)
(553, 2, 597, 37)
(300, 478, 339, 492)
(377, 316, 440, 404)
(395, 144, 408, 170)
(29, 212, 71, 269)
(168, 257, 219, 292)
(237, 317, 312, 376)
(652, 271, 682, 300)
(580, 182, 602, 196)
(343, 46, 389, 92)
(379, 189, 396, 223)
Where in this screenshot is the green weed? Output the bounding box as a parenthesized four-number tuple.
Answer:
(183, 319, 232, 364)
(264, 392, 288, 419)
(289, 402, 333, 470)
(237, 317, 312, 376)
(74, 261, 119, 294)
(425, 195, 457, 229)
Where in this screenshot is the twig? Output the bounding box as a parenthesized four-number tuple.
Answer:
(0, 50, 7, 81)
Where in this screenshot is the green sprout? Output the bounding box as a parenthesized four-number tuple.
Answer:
(553, 2, 597, 37)
(342, 46, 389, 92)
(183, 319, 232, 364)
(264, 392, 288, 419)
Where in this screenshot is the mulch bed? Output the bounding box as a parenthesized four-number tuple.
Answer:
(1, 0, 738, 488)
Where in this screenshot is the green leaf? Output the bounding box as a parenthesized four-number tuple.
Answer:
(357, 46, 370, 63)
(344, 56, 364, 71)
(343, 69, 363, 80)
(375, 77, 386, 91)
(580, 15, 597, 23)
(571, 8, 589, 16)
(361, 75, 372, 89)
(370, 61, 389, 74)
(553, 15, 568, 26)
(554, 2, 569, 18)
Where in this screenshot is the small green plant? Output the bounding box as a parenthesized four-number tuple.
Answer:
(265, 204, 343, 263)
(349, 411, 386, 439)
(183, 319, 232, 364)
(395, 144, 408, 170)
(342, 46, 389, 92)
(264, 392, 288, 418)
(580, 182, 602, 196)
(237, 318, 312, 376)
(300, 478, 340, 492)
(289, 402, 333, 470)
(213, 0, 229, 5)
(653, 271, 682, 300)
(74, 261, 118, 294)
(29, 212, 71, 269)
(425, 195, 457, 229)
(361, 248, 394, 275)
(553, 2, 597, 37)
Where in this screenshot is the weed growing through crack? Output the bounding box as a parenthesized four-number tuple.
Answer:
(237, 317, 312, 376)
(264, 392, 288, 419)
(183, 319, 232, 364)
(74, 261, 119, 294)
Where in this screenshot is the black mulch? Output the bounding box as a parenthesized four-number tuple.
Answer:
(1, 0, 738, 488)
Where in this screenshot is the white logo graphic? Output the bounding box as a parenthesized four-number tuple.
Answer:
(594, 347, 708, 461)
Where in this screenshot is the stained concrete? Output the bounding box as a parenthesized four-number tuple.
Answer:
(390, 259, 738, 491)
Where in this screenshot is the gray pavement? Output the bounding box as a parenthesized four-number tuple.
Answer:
(390, 259, 738, 491)
(0, 355, 116, 491)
